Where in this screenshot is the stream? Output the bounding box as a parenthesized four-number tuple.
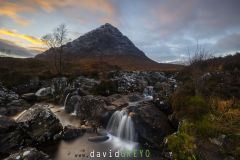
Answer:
(30, 104, 146, 160)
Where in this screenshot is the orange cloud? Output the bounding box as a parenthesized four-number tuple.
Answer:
(34, 0, 116, 15)
(28, 46, 47, 53)
(0, 28, 44, 45)
(0, 1, 35, 26)
(0, 0, 116, 25)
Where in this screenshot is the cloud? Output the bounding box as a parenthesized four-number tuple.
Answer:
(113, 0, 240, 62)
(28, 46, 46, 53)
(0, 0, 240, 62)
(0, 38, 33, 57)
(36, 0, 116, 15)
(0, 1, 34, 26)
(214, 33, 240, 52)
(0, 28, 44, 45)
(0, 0, 117, 26)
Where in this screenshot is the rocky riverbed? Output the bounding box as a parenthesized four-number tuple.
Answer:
(0, 71, 178, 160)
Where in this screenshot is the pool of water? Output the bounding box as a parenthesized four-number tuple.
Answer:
(38, 104, 147, 160)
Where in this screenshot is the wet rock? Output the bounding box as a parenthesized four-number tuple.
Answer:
(131, 101, 174, 149)
(4, 147, 50, 160)
(16, 104, 63, 144)
(35, 87, 54, 98)
(21, 93, 37, 102)
(64, 95, 80, 113)
(12, 78, 41, 95)
(102, 94, 122, 105)
(76, 95, 107, 121)
(0, 116, 23, 155)
(62, 125, 86, 140)
(154, 99, 173, 115)
(0, 115, 17, 133)
(72, 76, 100, 93)
(52, 77, 68, 96)
(128, 94, 143, 102)
(0, 83, 29, 116)
(88, 135, 109, 142)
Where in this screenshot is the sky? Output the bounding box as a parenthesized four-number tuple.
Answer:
(0, 0, 240, 63)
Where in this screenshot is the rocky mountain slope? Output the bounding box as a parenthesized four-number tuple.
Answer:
(35, 23, 181, 70)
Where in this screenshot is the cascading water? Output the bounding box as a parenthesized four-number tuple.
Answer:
(106, 110, 136, 142)
(63, 93, 70, 109)
(71, 101, 78, 116)
(143, 86, 154, 100)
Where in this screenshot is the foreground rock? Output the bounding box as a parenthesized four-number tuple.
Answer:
(88, 135, 109, 142)
(4, 147, 50, 160)
(76, 95, 107, 121)
(16, 104, 63, 144)
(62, 125, 85, 140)
(131, 101, 174, 148)
(0, 83, 29, 116)
(0, 115, 23, 155)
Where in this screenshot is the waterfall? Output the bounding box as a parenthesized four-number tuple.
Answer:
(71, 101, 78, 116)
(143, 86, 154, 100)
(106, 110, 136, 142)
(63, 93, 70, 109)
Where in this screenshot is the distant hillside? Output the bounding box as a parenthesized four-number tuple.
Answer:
(35, 23, 182, 71)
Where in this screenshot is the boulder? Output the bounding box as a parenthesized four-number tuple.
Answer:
(12, 78, 41, 95)
(16, 104, 63, 144)
(131, 101, 174, 149)
(76, 95, 107, 121)
(4, 147, 50, 160)
(128, 94, 143, 102)
(72, 76, 100, 93)
(6, 99, 30, 116)
(52, 77, 68, 96)
(35, 87, 53, 99)
(21, 93, 37, 102)
(0, 116, 23, 155)
(88, 135, 109, 142)
(154, 99, 173, 115)
(0, 83, 29, 116)
(62, 125, 86, 140)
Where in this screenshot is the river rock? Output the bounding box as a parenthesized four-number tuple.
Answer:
(0, 83, 29, 116)
(12, 78, 41, 95)
(35, 87, 54, 97)
(64, 95, 80, 113)
(21, 93, 37, 102)
(16, 104, 63, 144)
(88, 135, 109, 142)
(4, 147, 50, 160)
(76, 95, 106, 121)
(0, 115, 23, 155)
(131, 101, 174, 149)
(72, 76, 100, 93)
(62, 125, 86, 140)
(52, 77, 68, 96)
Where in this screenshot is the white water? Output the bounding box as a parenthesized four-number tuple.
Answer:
(143, 86, 154, 100)
(106, 110, 136, 142)
(35, 87, 52, 97)
(63, 93, 70, 109)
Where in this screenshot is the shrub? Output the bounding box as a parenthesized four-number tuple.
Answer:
(185, 96, 209, 120)
(195, 115, 219, 137)
(167, 121, 199, 160)
(171, 95, 209, 120)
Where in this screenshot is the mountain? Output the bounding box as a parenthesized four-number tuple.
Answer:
(35, 23, 181, 71)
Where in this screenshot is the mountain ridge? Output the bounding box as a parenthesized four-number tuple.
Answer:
(35, 23, 181, 70)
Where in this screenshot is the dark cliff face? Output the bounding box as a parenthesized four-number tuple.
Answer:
(36, 23, 149, 60)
